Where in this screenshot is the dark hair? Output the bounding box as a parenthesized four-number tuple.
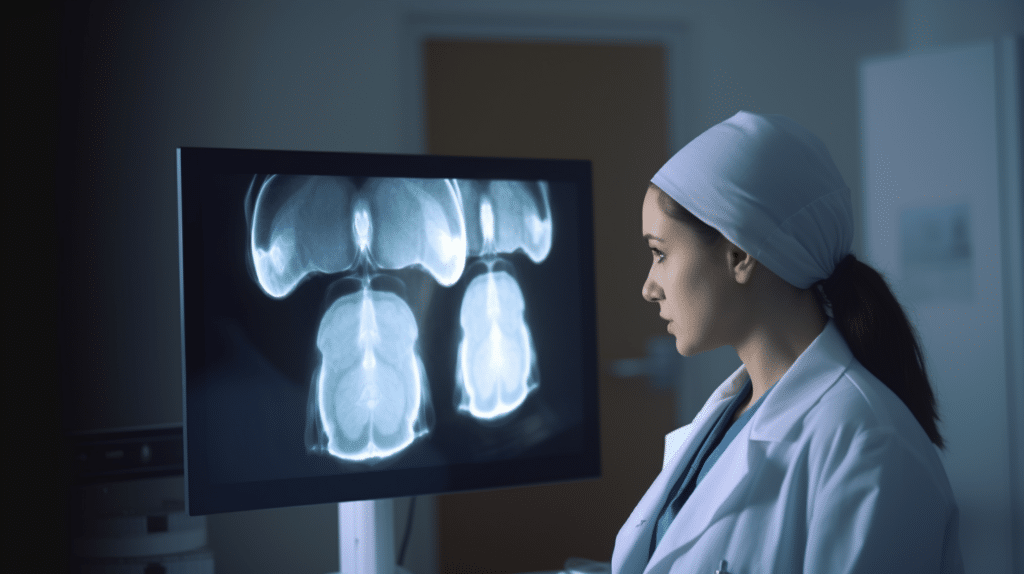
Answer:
(650, 184, 722, 245)
(818, 255, 944, 449)
(649, 183, 945, 449)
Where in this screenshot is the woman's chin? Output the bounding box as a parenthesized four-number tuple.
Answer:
(674, 337, 701, 357)
(674, 332, 717, 357)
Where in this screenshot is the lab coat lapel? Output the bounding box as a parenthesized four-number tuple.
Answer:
(612, 366, 750, 574)
(645, 408, 765, 573)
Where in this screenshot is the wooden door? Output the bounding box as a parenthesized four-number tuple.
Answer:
(425, 39, 675, 573)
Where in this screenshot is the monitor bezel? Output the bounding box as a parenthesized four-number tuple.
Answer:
(177, 147, 600, 515)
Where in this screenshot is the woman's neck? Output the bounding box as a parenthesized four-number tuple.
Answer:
(734, 285, 827, 404)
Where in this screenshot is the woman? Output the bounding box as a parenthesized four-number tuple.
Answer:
(612, 112, 963, 574)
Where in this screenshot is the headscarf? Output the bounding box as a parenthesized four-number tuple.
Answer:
(651, 111, 853, 289)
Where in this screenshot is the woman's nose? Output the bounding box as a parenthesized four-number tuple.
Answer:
(642, 274, 660, 302)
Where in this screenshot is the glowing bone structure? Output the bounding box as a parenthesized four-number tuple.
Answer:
(250, 175, 361, 298)
(315, 286, 429, 461)
(250, 176, 467, 298)
(361, 178, 467, 286)
(455, 179, 552, 261)
(453, 182, 552, 421)
(247, 174, 553, 457)
(456, 268, 538, 420)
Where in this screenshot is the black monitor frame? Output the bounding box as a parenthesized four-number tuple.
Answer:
(178, 147, 599, 515)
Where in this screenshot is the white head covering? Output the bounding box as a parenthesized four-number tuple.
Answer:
(651, 111, 853, 289)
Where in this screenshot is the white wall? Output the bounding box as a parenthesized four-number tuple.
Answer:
(861, 37, 1022, 574)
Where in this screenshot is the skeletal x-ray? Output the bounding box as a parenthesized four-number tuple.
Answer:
(245, 175, 554, 464)
(180, 147, 596, 512)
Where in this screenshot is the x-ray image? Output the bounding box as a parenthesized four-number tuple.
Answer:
(450, 180, 552, 421)
(453, 179, 553, 262)
(455, 264, 539, 420)
(248, 175, 468, 298)
(309, 284, 432, 461)
(238, 174, 559, 466)
(179, 148, 597, 511)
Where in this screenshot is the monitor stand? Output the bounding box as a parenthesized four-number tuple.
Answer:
(338, 499, 412, 574)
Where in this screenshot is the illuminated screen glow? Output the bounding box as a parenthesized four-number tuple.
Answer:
(313, 287, 430, 461)
(456, 269, 537, 420)
(179, 148, 598, 515)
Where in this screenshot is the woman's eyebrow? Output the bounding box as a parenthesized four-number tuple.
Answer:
(643, 233, 664, 243)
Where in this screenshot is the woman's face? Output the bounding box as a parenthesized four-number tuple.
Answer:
(641, 188, 737, 356)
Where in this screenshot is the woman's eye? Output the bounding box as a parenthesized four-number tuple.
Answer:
(651, 249, 665, 262)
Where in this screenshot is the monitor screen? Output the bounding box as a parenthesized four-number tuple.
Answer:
(178, 147, 599, 515)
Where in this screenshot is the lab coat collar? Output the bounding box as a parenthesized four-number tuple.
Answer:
(746, 319, 853, 443)
(662, 319, 851, 461)
(616, 320, 853, 574)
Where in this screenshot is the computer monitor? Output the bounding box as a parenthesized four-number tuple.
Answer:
(177, 147, 599, 519)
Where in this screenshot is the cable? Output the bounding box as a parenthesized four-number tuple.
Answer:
(397, 496, 417, 566)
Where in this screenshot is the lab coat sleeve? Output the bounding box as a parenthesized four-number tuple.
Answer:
(804, 422, 959, 573)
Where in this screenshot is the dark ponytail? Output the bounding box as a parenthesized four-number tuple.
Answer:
(818, 254, 944, 449)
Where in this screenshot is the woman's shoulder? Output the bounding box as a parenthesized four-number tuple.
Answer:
(809, 359, 923, 439)
(800, 359, 951, 490)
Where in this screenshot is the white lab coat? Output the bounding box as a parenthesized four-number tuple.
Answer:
(612, 321, 964, 574)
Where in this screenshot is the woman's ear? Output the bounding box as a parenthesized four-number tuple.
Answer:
(726, 242, 757, 285)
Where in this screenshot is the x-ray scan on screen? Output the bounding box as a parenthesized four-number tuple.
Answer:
(178, 148, 598, 514)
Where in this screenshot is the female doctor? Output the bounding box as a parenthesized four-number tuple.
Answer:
(612, 112, 963, 574)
